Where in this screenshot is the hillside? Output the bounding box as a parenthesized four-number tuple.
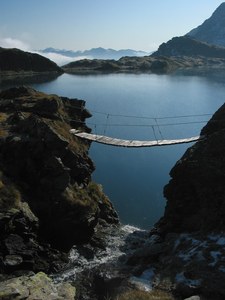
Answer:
(187, 2, 225, 47)
(152, 36, 225, 58)
(0, 47, 62, 74)
(63, 53, 225, 75)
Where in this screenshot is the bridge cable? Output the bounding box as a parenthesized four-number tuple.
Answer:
(90, 110, 212, 120)
(155, 118, 164, 140)
(151, 125, 158, 143)
(86, 120, 209, 128)
(103, 114, 110, 135)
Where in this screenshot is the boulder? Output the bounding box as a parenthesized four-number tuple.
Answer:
(0, 272, 76, 300)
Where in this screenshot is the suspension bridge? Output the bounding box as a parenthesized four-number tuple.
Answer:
(70, 110, 211, 148)
(70, 129, 202, 148)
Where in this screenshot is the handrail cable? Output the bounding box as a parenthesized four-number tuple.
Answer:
(86, 120, 210, 128)
(90, 110, 212, 120)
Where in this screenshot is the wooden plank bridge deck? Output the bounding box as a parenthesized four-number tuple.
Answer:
(70, 129, 202, 148)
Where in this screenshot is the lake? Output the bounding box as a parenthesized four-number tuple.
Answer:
(2, 70, 225, 229)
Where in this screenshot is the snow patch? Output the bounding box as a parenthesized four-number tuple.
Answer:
(217, 237, 225, 246)
(175, 272, 201, 287)
(209, 251, 221, 267)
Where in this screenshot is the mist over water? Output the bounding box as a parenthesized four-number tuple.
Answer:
(3, 70, 225, 229)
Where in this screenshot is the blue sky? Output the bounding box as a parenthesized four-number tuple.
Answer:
(0, 0, 223, 52)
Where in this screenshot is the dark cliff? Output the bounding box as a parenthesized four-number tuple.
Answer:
(0, 47, 62, 73)
(156, 102, 225, 234)
(125, 104, 225, 300)
(0, 86, 118, 275)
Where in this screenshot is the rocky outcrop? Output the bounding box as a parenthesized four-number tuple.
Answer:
(156, 102, 225, 234)
(127, 231, 225, 300)
(124, 98, 225, 299)
(0, 86, 118, 277)
(0, 272, 76, 300)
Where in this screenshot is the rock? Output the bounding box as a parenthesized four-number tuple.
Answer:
(0, 272, 76, 300)
(184, 297, 201, 300)
(156, 102, 225, 234)
(4, 255, 23, 267)
(150, 59, 171, 73)
(0, 86, 119, 277)
(93, 269, 125, 300)
(127, 242, 166, 265)
(140, 100, 225, 300)
(4, 234, 26, 255)
(0, 205, 68, 274)
(57, 282, 76, 299)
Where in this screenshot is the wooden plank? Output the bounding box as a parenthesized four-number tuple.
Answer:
(70, 129, 202, 148)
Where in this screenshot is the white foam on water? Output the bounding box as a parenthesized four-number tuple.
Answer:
(56, 224, 148, 282)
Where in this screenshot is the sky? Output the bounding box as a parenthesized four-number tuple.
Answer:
(0, 0, 224, 53)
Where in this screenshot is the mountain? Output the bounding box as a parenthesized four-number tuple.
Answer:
(152, 36, 225, 58)
(187, 2, 225, 47)
(153, 3, 225, 59)
(0, 47, 62, 73)
(40, 47, 150, 60)
(41, 47, 79, 58)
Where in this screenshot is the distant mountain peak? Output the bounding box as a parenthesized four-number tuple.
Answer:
(187, 2, 225, 47)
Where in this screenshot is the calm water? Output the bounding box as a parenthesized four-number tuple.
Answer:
(2, 70, 225, 228)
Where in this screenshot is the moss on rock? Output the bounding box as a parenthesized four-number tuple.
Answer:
(0, 272, 76, 300)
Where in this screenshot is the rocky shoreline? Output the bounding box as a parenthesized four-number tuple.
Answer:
(62, 55, 225, 75)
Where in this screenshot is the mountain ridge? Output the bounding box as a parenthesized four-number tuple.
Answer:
(187, 2, 225, 47)
(40, 47, 150, 60)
